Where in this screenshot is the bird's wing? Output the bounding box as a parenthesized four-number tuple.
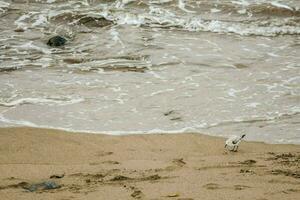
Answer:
(226, 136, 236, 145)
(227, 135, 240, 144)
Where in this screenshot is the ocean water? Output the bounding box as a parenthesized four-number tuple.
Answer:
(0, 0, 299, 144)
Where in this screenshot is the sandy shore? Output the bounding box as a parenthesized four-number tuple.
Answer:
(0, 127, 299, 200)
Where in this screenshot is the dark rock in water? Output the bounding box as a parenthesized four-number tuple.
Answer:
(47, 36, 67, 47)
(0, 66, 20, 72)
(78, 16, 113, 27)
(22, 181, 61, 192)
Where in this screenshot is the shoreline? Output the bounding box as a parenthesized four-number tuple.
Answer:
(0, 125, 298, 145)
(0, 127, 299, 200)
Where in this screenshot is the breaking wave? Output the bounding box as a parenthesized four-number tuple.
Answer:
(10, 0, 300, 36)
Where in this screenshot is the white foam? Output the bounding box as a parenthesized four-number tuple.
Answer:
(14, 13, 32, 29)
(47, 0, 56, 3)
(231, 0, 250, 6)
(0, 97, 84, 107)
(245, 102, 261, 108)
(12, 1, 299, 37)
(227, 87, 249, 97)
(178, 0, 196, 13)
(0, 116, 37, 127)
(270, 2, 293, 11)
(211, 8, 222, 13)
(109, 28, 125, 48)
(0, 0, 9, 13)
(18, 41, 51, 54)
(150, 0, 173, 4)
(183, 18, 300, 36)
(237, 9, 247, 14)
(116, 13, 145, 26)
(32, 14, 48, 27)
(149, 89, 175, 96)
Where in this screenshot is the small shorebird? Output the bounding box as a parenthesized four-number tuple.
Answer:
(225, 134, 246, 152)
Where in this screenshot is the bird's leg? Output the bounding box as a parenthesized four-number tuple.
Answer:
(232, 145, 236, 152)
(224, 144, 227, 148)
(234, 146, 239, 152)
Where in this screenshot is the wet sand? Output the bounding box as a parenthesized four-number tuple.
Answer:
(0, 127, 299, 200)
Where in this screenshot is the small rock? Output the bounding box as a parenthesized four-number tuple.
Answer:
(164, 110, 175, 116)
(85, 179, 91, 183)
(234, 63, 248, 69)
(166, 193, 180, 197)
(14, 27, 25, 32)
(47, 35, 67, 47)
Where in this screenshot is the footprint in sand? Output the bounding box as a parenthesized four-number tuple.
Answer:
(203, 183, 220, 190)
(177, 199, 194, 200)
(203, 183, 251, 191)
(234, 185, 251, 190)
(102, 161, 120, 165)
(239, 159, 257, 165)
(172, 158, 186, 167)
(131, 189, 143, 199)
(95, 151, 113, 157)
(123, 185, 144, 199)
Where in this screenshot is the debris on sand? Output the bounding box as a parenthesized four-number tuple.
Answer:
(239, 159, 257, 165)
(50, 174, 65, 179)
(240, 169, 255, 174)
(173, 158, 186, 167)
(110, 175, 132, 181)
(141, 174, 161, 181)
(267, 153, 300, 166)
(0, 182, 29, 190)
(22, 181, 61, 192)
(271, 169, 300, 179)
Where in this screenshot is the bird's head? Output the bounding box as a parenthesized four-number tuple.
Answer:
(241, 134, 246, 138)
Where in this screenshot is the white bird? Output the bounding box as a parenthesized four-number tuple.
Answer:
(225, 134, 246, 152)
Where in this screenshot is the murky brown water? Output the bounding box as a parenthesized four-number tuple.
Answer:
(0, 0, 299, 143)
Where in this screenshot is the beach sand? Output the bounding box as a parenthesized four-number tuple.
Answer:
(0, 127, 299, 200)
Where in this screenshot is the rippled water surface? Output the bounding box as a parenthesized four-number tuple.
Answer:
(0, 0, 299, 144)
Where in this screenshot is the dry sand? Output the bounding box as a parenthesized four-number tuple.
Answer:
(0, 127, 299, 200)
